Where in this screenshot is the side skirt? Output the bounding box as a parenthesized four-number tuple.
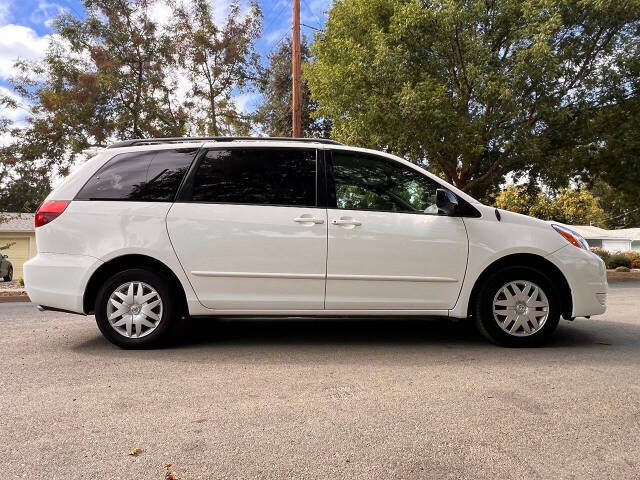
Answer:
(190, 309, 450, 317)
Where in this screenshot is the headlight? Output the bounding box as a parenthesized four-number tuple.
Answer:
(551, 224, 590, 251)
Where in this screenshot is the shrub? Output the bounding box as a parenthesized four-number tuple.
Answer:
(615, 266, 630, 272)
(632, 259, 640, 269)
(606, 254, 632, 269)
(18, 278, 24, 287)
(623, 251, 640, 264)
(590, 247, 610, 262)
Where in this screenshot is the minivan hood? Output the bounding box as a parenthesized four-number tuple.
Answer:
(472, 204, 569, 254)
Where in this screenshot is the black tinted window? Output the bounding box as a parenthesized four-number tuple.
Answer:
(331, 151, 439, 214)
(77, 149, 197, 201)
(190, 148, 316, 206)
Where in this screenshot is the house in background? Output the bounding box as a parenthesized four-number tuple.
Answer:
(569, 225, 640, 252)
(0, 213, 36, 281)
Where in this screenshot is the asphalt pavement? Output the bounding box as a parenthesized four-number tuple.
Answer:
(1, 282, 639, 479)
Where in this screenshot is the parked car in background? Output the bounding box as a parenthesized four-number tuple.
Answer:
(24, 137, 607, 348)
(0, 254, 13, 281)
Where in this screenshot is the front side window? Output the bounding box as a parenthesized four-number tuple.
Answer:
(189, 148, 316, 207)
(76, 148, 197, 201)
(330, 151, 439, 214)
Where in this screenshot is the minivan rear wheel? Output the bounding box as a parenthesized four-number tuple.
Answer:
(95, 268, 176, 348)
(474, 266, 561, 347)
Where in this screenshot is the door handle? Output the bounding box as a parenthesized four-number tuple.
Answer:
(294, 216, 325, 224)
(332, 218, 362, 227)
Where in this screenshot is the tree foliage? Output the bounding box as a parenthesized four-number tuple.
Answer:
(255, 36, 332, 137)
(1, 0, 262, 192)
(9, 0, 190, 173)
(495, 184, 606, 226)
(172, 0, 262, 135)
(307, 0, 640, 199)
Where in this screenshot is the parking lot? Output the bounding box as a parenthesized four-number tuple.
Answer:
(1, 282, 639, 479)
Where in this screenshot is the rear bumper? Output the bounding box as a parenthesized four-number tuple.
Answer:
(23, 253, 103, 314)
(548, 245, 607, 317)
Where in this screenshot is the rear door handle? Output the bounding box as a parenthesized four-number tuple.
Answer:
(294, 216, 325, 224)
(332, 218, 362, 227)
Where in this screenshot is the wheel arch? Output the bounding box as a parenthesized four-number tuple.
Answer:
(83, 254, 188, 315)
(467, 253, 573, 320)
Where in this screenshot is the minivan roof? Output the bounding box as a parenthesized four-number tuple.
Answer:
(107, 137, 343, 148)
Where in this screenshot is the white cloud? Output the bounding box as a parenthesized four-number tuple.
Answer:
(211, 0, 239, 24)
(30, 1, 67, 27)
(147, 1, 174, 27)
(0, 86, 28, 147)
(232, 92, 260, 114)
(264, 27, 287, 44)
(0, 1, 11, 25)
(0, 24, 52, 80)
(300, 0, 330, 27)
(0, 85, 26, 123)
(162, 0, 241, 28)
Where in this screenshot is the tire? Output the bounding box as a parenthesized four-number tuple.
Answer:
(4, 267, 12, 282)
(94, 268, 178, 349)
(474, 266, 561, 347)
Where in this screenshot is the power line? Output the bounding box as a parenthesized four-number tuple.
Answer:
(302, 23, 323, 32)
(607, 207, 640, 221)
(267, 31, 291, 55)
(300, 0, 325, 30)
(262, 1, 290, 44)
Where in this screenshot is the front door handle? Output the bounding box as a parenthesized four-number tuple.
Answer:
(294, 215, 324, 224)
(332, 218, 362, 227)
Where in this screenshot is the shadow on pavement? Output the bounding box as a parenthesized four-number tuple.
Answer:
(71, 315, 640, 357)
(164, 316, 637, 349)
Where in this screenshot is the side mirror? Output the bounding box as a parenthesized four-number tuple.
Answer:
(436, 189, 459, 216)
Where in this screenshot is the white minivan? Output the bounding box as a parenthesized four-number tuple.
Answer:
(24, 137, 607, 348)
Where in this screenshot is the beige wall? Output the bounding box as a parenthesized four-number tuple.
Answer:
(0, 232, 37, 280)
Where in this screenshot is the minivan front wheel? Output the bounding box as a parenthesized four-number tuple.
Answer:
(95, 269, 176, 348)
(474, 266, 561, 347)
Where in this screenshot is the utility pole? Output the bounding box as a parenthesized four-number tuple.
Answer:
(291, 0, 302, 137)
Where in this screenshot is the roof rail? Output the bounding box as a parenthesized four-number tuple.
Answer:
(106, 136, 343, 149)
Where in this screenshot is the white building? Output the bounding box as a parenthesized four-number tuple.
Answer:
(569, 225, 640, 253)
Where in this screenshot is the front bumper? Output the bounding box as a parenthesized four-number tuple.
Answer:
(23, 253, 103, 314)
(548, 245, 607, 317)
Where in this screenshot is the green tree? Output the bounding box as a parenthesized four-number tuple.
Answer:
(0, 0, 264, 218)
(6, 0, 189, 178)
(494, 184, 537, 216)
(0, 161, 51, 213)
(172, 0, 262, 135)
(551, 189, 606, 226)
(494, 184, 606, 226)
(589, 179, 640, 229)
(255, 36, 332, 137)
(307, 0, 640, 199)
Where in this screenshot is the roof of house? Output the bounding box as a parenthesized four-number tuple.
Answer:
(0, 213, 35, 233)
(569, 225, 640, 241)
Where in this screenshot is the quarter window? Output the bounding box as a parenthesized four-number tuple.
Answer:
(330, 151, 440, 214)
(190, 148, 316, 207)
(76, 149, 197, 201)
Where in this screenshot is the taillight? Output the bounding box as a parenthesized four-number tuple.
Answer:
(35, 200, 70, 228)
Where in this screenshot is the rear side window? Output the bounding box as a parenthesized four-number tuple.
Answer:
(189, 148, 316, 207)
(76, 148, 197, 201)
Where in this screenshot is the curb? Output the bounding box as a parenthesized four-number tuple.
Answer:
(0, 295, 30, 303)
(607, 271, 640, 282)
(607, 276, 640, 283)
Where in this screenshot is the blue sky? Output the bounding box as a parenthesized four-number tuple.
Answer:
(0, 0, 330, 126)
